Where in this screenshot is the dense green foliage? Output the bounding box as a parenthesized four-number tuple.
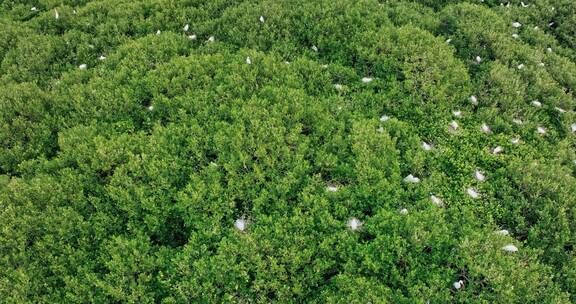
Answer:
(1, 0, 575, 302)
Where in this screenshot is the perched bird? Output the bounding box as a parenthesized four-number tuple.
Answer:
(207, 36, 215, 42)
(467, 187, 480, 199)
(547, 47, 553, 53)
(347, 217, 363, 231)
(377, 126, 384, 133)
(98, 55, 106, 60)
(311, 45, 318, 52)
(246, 57, 252, 65)
(555, 107, 566, 113)
(450, 121, 459, 131)
(431, 195, 444, 207)
(188, 34, 197, 40)
(259, 16, 265, 23)
(532, 100, 542, 107)
(156, 30, 161, 35)
(521, 1, 529, 7)
(183, 24, 189, 32)
(491, 146, 503, 154)
(470, 95, 478, 106)
(511, 137, 521, 144)
(361, 77, 373, 83)
(537, 126, 547, 135)
(453, 110, 463, 118)
(538, 62, 545, 67)
(481, 123, 491, 133)
(380, 115, 390, 122)
(422, 141, 433, 151)
(404, 174, 420, 183)
(517, 64, 525, 70)
(512, 21, 522, 28)
(54, 9, 59, 19)
(234, 218, 248, 232)
(453, 280, 464, 290)
(475, 56, 482, 63)
(31, 7, 37, 11)
(399, 208, 409, 215)
(334, 84, 343, 91)
(475, 170, 486, 182)
(78, 64, 87, 70)
(512, 33, 519, 39)
(571, 123, 576, 133)
(147, 105, 154, 111)
(502, 244, 518, 253)
(446, 38, 452, 44)
(496, 229, 509, 236)
(326, 184, 338, 192)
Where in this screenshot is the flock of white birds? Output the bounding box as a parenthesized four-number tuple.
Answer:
(37, 3, 574, 291)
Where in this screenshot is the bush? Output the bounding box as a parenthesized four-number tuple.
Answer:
(1, 0, 575, 302)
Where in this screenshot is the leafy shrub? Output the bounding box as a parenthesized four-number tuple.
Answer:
(1, 0, 575, 302)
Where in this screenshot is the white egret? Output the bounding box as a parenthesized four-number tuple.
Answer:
(450, 121, 459, 131)
(537, 126, 547, 135)
(467, 187, 480, 199)
(453, 280, 464, 290)
(475, 170, 486, 182)
(234, 218, 248, 232)
(347, 217, 363, 231)
(404, 174, 420, 183)
(404, 174, 420, 184)
(431, 195, 444, 207)
(326, 185, 338, 192)
(502, 244, 518, 252)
